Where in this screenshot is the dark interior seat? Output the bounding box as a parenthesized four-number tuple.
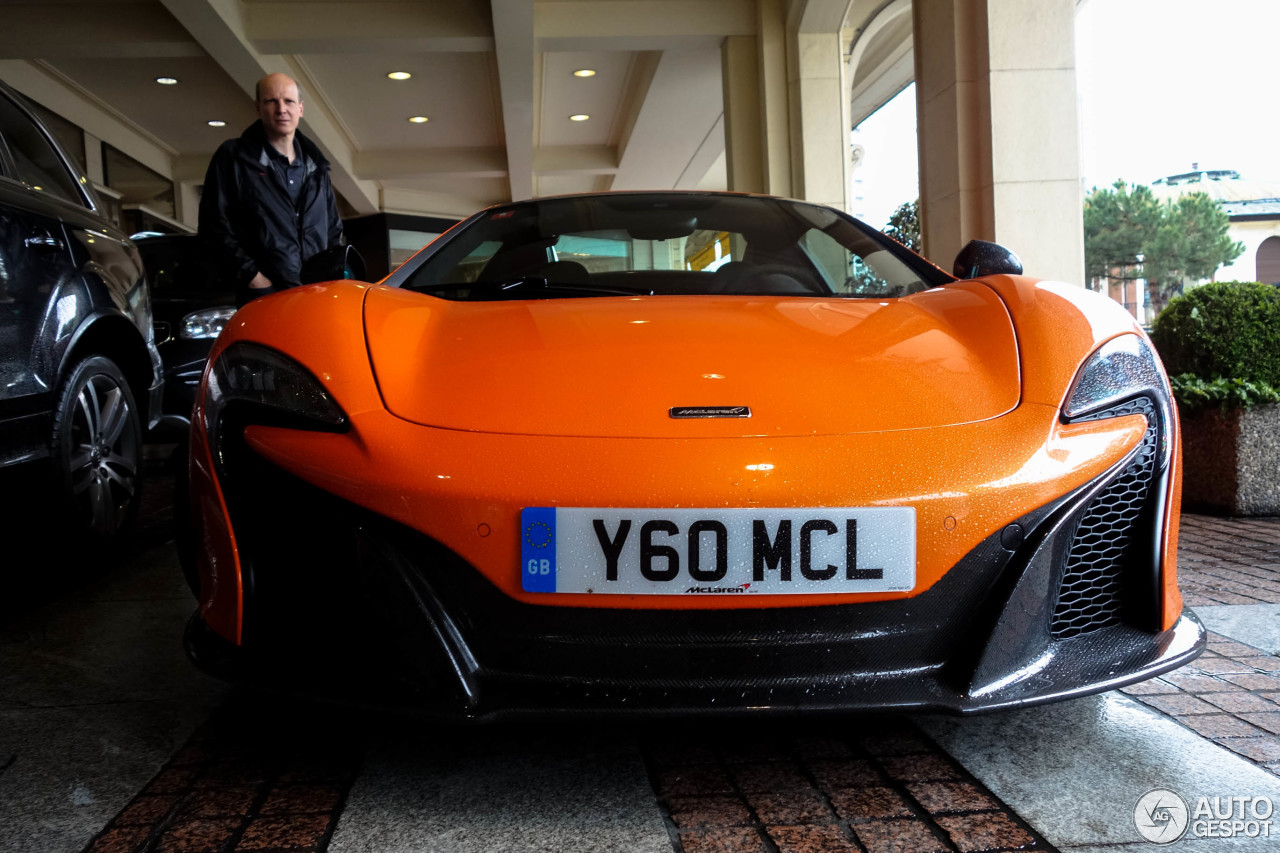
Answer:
(710, 260, 749, 291)
(533, 260, 592, 283)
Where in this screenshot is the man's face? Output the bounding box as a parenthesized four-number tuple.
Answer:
(257, 78, 303, 140)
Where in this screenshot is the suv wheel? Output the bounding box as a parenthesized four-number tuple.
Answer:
(51, 355, 142, 545)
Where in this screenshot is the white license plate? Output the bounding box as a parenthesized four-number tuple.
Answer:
(519, 507, 915, 595)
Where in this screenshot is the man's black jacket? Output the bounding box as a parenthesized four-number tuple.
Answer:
(199, 120, 343, 302)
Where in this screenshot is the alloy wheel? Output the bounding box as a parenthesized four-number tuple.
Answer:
(58, 359, 141, 539)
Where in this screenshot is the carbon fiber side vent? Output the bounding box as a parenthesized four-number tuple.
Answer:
(1051, 397, 1159, 639)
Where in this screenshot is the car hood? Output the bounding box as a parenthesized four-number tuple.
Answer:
(363, 283, 1020, 438)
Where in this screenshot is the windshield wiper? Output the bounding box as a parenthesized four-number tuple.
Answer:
(411, 276, 654, 298)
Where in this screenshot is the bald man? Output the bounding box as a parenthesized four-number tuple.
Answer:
(199, 73, 343, 305)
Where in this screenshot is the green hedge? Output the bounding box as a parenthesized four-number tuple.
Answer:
(1167, 374, 1280, 411)
(1150, 281, 1280, 409)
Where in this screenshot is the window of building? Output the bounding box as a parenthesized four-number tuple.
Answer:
(390, 228, 443, 270)
(102, 143, 175, 223)
(1257, 236, 1280, 285)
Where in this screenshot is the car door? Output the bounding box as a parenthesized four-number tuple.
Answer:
(0, 94, 84, 463)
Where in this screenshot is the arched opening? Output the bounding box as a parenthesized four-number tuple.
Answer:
(1257, 236, 1280, 285)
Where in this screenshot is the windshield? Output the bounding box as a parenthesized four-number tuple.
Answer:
(394, 194, 948, 300)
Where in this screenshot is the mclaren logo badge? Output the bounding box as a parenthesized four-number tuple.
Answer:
(670, 406, 752, 419)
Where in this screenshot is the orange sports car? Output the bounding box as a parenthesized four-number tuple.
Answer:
(183, 191, 1204, 718)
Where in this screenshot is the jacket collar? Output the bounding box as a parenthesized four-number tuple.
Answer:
(237, 119, 329, 177)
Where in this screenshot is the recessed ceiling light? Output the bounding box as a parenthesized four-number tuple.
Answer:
(155, 76, 179, 85)
(408, 116, 429, 124)
(387, 71, 412, 81)
(572, 69, 596, 78)
(207, 120, 226, 127)
(569, 114, 590, 122)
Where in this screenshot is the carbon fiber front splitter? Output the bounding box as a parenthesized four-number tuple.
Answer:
(184, 602, 1204, 721)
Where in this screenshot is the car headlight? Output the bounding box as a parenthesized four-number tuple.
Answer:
(1063, 333, 1173, 473)
(180, 307, 237, 340)
(1063, 334, 1171, 419)
(203, 342, 348, 447)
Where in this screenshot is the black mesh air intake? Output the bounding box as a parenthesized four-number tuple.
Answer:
(1050, 397, 1160, 639)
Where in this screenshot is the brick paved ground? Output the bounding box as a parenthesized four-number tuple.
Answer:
(1121, 632, 1280, 775)
(83, 705, 1054, 853)
(1176, 514, 1280, 606)
(81, 697, 366, 853)
(640, 720, 1054, 853)
(1121, 513, 1280, 777)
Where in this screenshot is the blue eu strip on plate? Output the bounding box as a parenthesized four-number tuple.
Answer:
(520, 507, 557, 592)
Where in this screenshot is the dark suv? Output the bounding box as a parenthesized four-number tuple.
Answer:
(0, 81, 161, 548)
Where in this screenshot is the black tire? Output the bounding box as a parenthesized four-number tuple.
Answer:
(50, 355, 142, 550)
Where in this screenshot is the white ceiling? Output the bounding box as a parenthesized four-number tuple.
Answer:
(0, 0, 914, 221)
(0, 0, 754, 219)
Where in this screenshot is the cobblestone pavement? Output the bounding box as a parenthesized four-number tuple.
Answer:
(81, 698, 366, 853)
(641, 723, 1052, 853)
(82, 709, 1053, 853)
(1177, 515, 1280, 606)
(1118, 514, 1280, 781)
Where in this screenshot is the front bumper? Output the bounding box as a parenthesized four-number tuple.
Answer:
(185, 434, 1205, 720)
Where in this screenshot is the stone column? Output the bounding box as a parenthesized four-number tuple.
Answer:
(913, 0, 1084, 284)
(787, 25, 850, 211)
(83, 131, 105, 185)
(720, 0, 794, 197)
(757, 0, 792, 197)
(719, 0, 848, 207)
(176, 182, 202, 230)
(722, 35, 766, 194)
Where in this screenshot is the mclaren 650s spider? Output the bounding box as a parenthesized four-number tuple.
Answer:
(183, 191, 1204, 720)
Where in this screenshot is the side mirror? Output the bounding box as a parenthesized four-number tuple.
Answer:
(952, 240, 1023, 279)
(300, 244, 367, 284)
